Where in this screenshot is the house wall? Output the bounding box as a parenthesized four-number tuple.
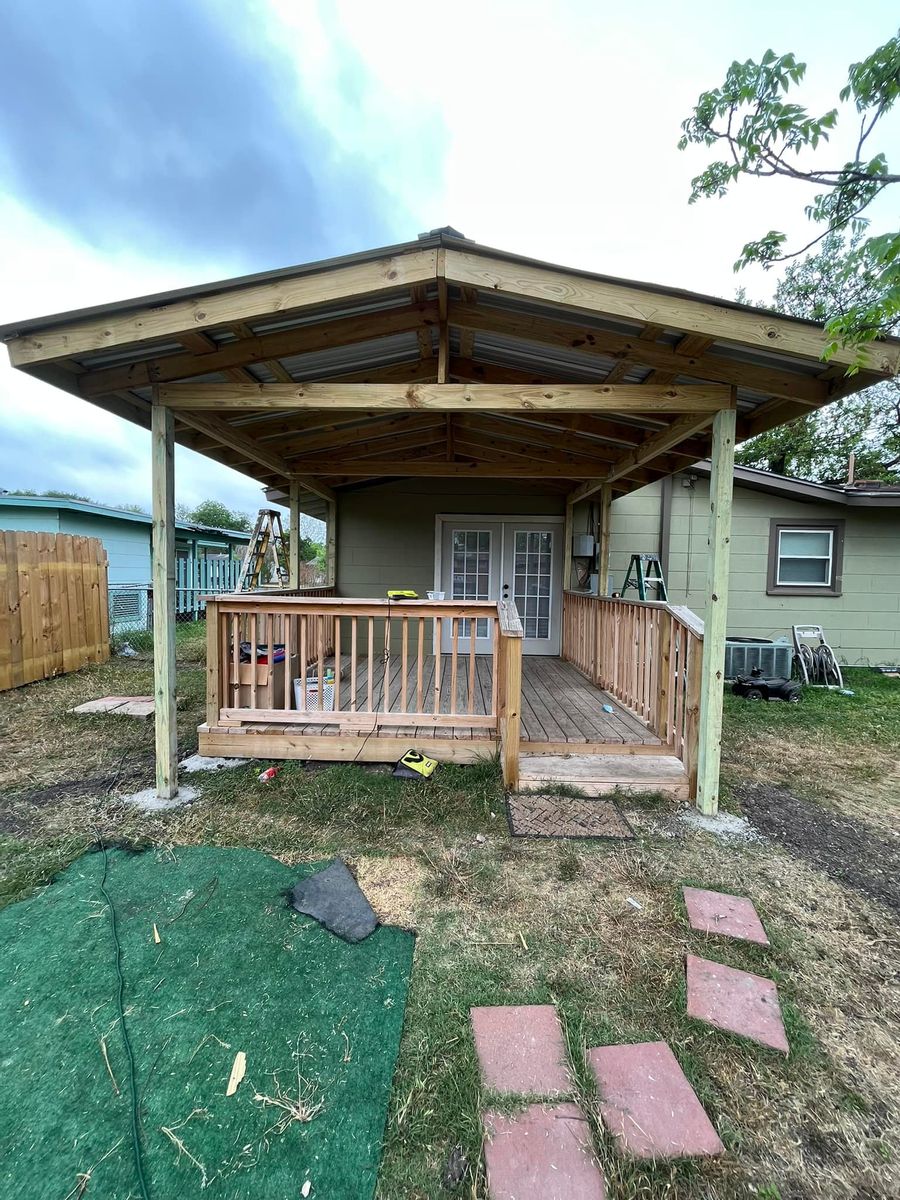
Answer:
(608, 476, 900, 665)
(337, 479, 565, 598)
(0, 506, 61, 534)
(57, 512, 151, 585)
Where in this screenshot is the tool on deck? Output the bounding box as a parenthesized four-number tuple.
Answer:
(621, 553, 668, 601)
(237, 509, 289, 591)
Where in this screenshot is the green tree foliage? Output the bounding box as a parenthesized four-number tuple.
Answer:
(735, 233, 900, 482)
(180, 499, 252, 531)
(6, 488, 97, 503)
(679, 33, 900, 363)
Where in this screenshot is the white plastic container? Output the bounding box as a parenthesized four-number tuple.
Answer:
(426, 590, 445, 601)
(293, 677, 335, 711)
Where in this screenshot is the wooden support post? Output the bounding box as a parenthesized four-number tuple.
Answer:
(497, 600, 524, 790)
(151, 398, 178, 799)
(325, 499, 337, 588)
(288, 481, 301, 589)
(597, 484, 612, 596)
(563, 499, 574, 591)
(205, 599, 220, 725)
(695, 405, 736, 815)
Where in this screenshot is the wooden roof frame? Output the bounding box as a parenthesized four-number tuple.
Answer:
(3, 228, 898, 508)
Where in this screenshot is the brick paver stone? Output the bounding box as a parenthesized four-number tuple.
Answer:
(587, 1040, 724, 1158)
(683, 887, 769, 946)
(470, 1004, 570, 1095)
(686, 954, 789, 1054)
(483, 1103, 606, 1199)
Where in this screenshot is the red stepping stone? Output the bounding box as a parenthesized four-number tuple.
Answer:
(686, 954, 789, 1054)
(483, 1103, 606, 1199)
(587, 1040, 724, 1159)
(470, 1004, 570, 1095)
(683, 887, 769, 946)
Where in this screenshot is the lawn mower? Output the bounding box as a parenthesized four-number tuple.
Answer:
(732, 667, 802, 703)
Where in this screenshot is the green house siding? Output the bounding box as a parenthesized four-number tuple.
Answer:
(337, 479, 565, 599)
(609, 478, 900, 665)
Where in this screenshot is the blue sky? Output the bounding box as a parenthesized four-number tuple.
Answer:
(1, 0, 897, 516)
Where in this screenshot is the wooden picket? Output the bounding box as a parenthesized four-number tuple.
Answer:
(0, 531, 109, 690)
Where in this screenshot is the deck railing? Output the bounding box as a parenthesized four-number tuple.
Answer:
(562, 591, 704, 793)
(204, 593, 524, 780)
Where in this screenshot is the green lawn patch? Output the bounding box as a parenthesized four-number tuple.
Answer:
(0, 846, 414, 1199)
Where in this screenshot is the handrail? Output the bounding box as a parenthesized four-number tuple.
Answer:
(561, 591, 703, 796)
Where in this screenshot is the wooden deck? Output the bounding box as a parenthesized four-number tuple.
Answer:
(203, 654, 661, 750)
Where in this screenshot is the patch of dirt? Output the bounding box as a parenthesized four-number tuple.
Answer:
(737, 781, 900, 915)
(353, 855, 426, 927)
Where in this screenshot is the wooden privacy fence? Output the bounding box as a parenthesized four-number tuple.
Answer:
(562, 591, 704, 791)
(0, 531, 109, 690)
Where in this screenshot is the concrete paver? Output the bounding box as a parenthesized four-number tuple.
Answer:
(483, 1103, 606, 1199)
(684, 887, 769, 946)
(686, 954, 789, 1054)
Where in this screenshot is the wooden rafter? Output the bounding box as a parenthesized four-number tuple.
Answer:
(449, 303, 828, 402)
(9, 248, 439, 367)
(603, 324, 663, 384)
(156, 382, 734, 412)
(443, 248, 897, 371)
(78, 303, 438, 396)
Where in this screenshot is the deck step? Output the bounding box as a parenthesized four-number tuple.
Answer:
(517, 754, 688, 799)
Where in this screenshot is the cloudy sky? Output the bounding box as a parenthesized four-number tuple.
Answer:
(1, 0, 897, 516)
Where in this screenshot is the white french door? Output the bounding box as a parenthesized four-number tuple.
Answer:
(439, 518, 562, 655)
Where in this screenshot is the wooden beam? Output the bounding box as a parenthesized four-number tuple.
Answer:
(603, 324, 664, 384)
(288, 481, 301, 588)
(172, 409, 335, 500)
(566, 412, 716, 503)
(279, 459, 609, 477)
(604, 412, 715, 485)
(325, 499, 337, 588)
(437, 249, 449, 384)
(597, 485, 612, 595)
(157, 382, 734, 413)
(9, 248, 439, 367)
(444, 248, 900, 372)
(695, 405, 737, 816)
(449, 303, 830, 402)
(77, 303, 438, 396)
(151, 399, 178, 800)
(563, 499, 574, 591)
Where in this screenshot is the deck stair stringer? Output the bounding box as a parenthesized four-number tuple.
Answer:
(516, 753, 689, 800)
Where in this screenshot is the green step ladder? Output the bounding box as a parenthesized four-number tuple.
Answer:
(621, 553, 668, 601)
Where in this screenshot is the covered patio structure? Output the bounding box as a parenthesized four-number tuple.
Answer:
(3, 228, 897, 812)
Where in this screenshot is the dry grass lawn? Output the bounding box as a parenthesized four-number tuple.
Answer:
(1, 626, 897, 1199)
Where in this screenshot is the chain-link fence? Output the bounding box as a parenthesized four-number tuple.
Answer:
(110, 556, 243, 647)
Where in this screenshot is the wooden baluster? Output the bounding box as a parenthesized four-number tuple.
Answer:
(416, 617, 424, 711)
(250, 613, 258, 710)
(317, 614, 325, 709)
(383, 613, 391, 713)
(366, 617, 374, 712)
(449, 618, 459, 715)
(231, 613, 240, 707)
(283, 607, 292, 711)
(299, 613, 308, 711)
(334, 616, 342, 712)
(490, 617, 499, 719)
(350, 617, 358, 712)
(401, 616, 409, 713)
(433, 616, 442, 714)
(467, 617, 477, 716)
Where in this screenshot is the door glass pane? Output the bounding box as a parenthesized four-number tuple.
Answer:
(513, 529, 553, 640)
(451, 529, 490, 638)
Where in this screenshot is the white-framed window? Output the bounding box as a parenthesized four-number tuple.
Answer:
(767, 520, 843, 596)
(776, 528, 833, 586)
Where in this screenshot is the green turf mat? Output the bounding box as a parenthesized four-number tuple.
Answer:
(0, 846, 414, 1199)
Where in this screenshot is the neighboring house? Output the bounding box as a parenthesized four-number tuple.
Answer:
(602, 465, 900, 666)
(0, 496, 251, 631)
